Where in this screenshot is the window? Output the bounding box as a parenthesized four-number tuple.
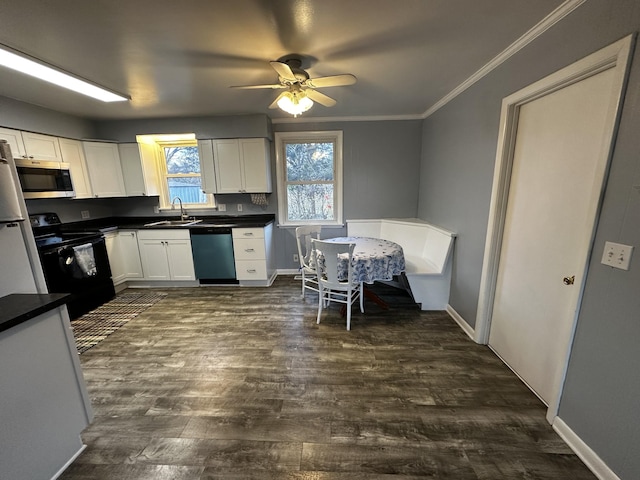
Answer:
(275, 131, 343, 226)
(157, 139, 214, 209)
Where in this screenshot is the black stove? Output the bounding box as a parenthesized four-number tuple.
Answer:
(30, 213, 115, 319)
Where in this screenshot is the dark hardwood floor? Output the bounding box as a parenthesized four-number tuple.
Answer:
(59, 276, 596, 479)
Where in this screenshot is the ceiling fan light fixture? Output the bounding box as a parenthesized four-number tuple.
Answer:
(277, 90, 313, 117)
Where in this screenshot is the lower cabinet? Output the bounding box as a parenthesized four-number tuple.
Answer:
(104, 230, 144, 286)
(104, 231, 124, 285)
(118, 230, 144, 280)
(232, 224, 275, 285)
(137, 229, 195, 281)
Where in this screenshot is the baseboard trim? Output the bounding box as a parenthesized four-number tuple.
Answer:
(277, 269, 299, 275)
(51, 443, 86, 480)
(446, 304, 475, 341)
(552, 417, 620, 480)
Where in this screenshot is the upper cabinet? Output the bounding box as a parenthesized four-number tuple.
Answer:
(59, 138, 93, 199)
(0, 128, 62, 162)
(83, 141, 126, 198)
(213, 138, 271, 194)
(119, 143, 160, 197)
(197, 139, 217, 194)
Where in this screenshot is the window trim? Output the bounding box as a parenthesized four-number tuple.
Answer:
(275, 130, 343, 227)
(156, 139, 215, 210)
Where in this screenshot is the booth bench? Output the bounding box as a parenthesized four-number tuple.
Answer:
(347, 218, 456, 310)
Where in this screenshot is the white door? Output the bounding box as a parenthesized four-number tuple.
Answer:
(488, 65, 622, 405)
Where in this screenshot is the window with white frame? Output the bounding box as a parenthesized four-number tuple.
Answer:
(157, 140, 214, 209)
(275, 131, 343, 226)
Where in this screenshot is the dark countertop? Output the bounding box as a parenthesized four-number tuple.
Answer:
(60, 214, 275, 233)
(0, 293, 71, 334)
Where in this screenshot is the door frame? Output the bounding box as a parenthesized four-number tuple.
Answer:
(474, 35, 633, 422)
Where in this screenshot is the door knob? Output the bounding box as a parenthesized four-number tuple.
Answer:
(563, 275, 575, 285)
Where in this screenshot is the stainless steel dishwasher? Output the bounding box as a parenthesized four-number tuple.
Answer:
(189, 226, 238, 284)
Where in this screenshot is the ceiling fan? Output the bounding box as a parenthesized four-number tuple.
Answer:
(230, 55, 356, 116)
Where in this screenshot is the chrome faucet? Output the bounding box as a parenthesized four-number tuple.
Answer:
(171, 196, 188, 220)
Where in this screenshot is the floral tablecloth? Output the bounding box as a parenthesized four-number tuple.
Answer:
(323, 236, 406, 284)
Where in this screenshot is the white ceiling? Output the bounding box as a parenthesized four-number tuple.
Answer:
(0, 0, 564, 121)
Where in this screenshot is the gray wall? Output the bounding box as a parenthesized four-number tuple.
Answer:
(0, 96, 95, 140)
(94, 114, 272, 142)
(417, 1, 640, 477)
(273, 120, 422, 269)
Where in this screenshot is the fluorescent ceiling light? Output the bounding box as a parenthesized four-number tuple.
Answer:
(0, 45, 129, 102)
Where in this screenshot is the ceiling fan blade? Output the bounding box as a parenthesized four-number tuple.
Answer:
(269, 91, 288, 109)
(306, 74, 357, 88)
(230, 84, 286, 90)
(270, 61, 297, 82)
(305, 89, 336, 107)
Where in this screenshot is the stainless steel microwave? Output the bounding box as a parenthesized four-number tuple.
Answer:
(14, 159, 75, 199)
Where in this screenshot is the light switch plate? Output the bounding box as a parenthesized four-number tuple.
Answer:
(601, 241, 634, 270)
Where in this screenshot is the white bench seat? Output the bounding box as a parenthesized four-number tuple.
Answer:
(347, 218, 456, 310)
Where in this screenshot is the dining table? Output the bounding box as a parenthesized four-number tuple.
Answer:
(322, 236, 406, 310)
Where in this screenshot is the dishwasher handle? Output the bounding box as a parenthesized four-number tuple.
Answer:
(190, 227, 233, 235)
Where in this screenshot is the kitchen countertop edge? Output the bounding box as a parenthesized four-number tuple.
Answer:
(61, 215, 276, 233)
(0, 293, 72, 334)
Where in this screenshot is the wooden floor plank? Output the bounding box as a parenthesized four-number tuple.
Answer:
(58, 276, 596, 479)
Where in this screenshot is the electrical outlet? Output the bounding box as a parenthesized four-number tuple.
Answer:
(218, 203, 226, 212)
(237, 203, 243, 212)
(601, 241, 634, 270)
(81, 210, 90, 219)
(293, 254, 299, 263)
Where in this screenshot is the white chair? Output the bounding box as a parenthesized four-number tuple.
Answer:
(312, 239, 364, 331)
(295, 225, 322, 298)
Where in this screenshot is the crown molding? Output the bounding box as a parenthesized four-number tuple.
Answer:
(422, 0, 587, 119)
(271, 113, 424, 124)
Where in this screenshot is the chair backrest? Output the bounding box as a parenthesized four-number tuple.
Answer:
(295, 225, 322, 269)
(311, 239, 356, 289)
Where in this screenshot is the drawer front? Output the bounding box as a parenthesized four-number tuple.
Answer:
(232, 227, 264, 240)
(235, 260, 267, 280)
(137, 229, 191, 241)
(233, 238, 265, 260)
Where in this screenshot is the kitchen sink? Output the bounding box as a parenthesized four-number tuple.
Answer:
(143, 219, 203, 227)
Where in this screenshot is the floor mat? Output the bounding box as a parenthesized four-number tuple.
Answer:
(71, 291, 167, 354)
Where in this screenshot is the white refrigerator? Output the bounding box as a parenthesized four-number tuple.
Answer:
(0, 140, 46, 296)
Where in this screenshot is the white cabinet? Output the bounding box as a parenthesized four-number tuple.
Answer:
(83, 141, 126, 198)
(232, 224, 275, 284)
(137, 229, 195, 281)
(119, 143, 160, 197)
(59, 138, 93, 199)
(0, 127, 27, 158)
(104, 231, 124, 285)
(197, 139, 217, 194)
(119, 230, 144, 280)
(213, 138, 271, 193)
(0, 128, 62, 161)
(21, 132, 63, 162)
(104, 230, 144, 286)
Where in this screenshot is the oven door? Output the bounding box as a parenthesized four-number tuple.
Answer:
(40, 236, 115, 319)
(15, 160, 75, 199)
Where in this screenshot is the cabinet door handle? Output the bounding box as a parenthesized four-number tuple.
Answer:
(245, 248, 255, 252)
(247, 269, 256, 273)
(243, 233, 254, 236)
